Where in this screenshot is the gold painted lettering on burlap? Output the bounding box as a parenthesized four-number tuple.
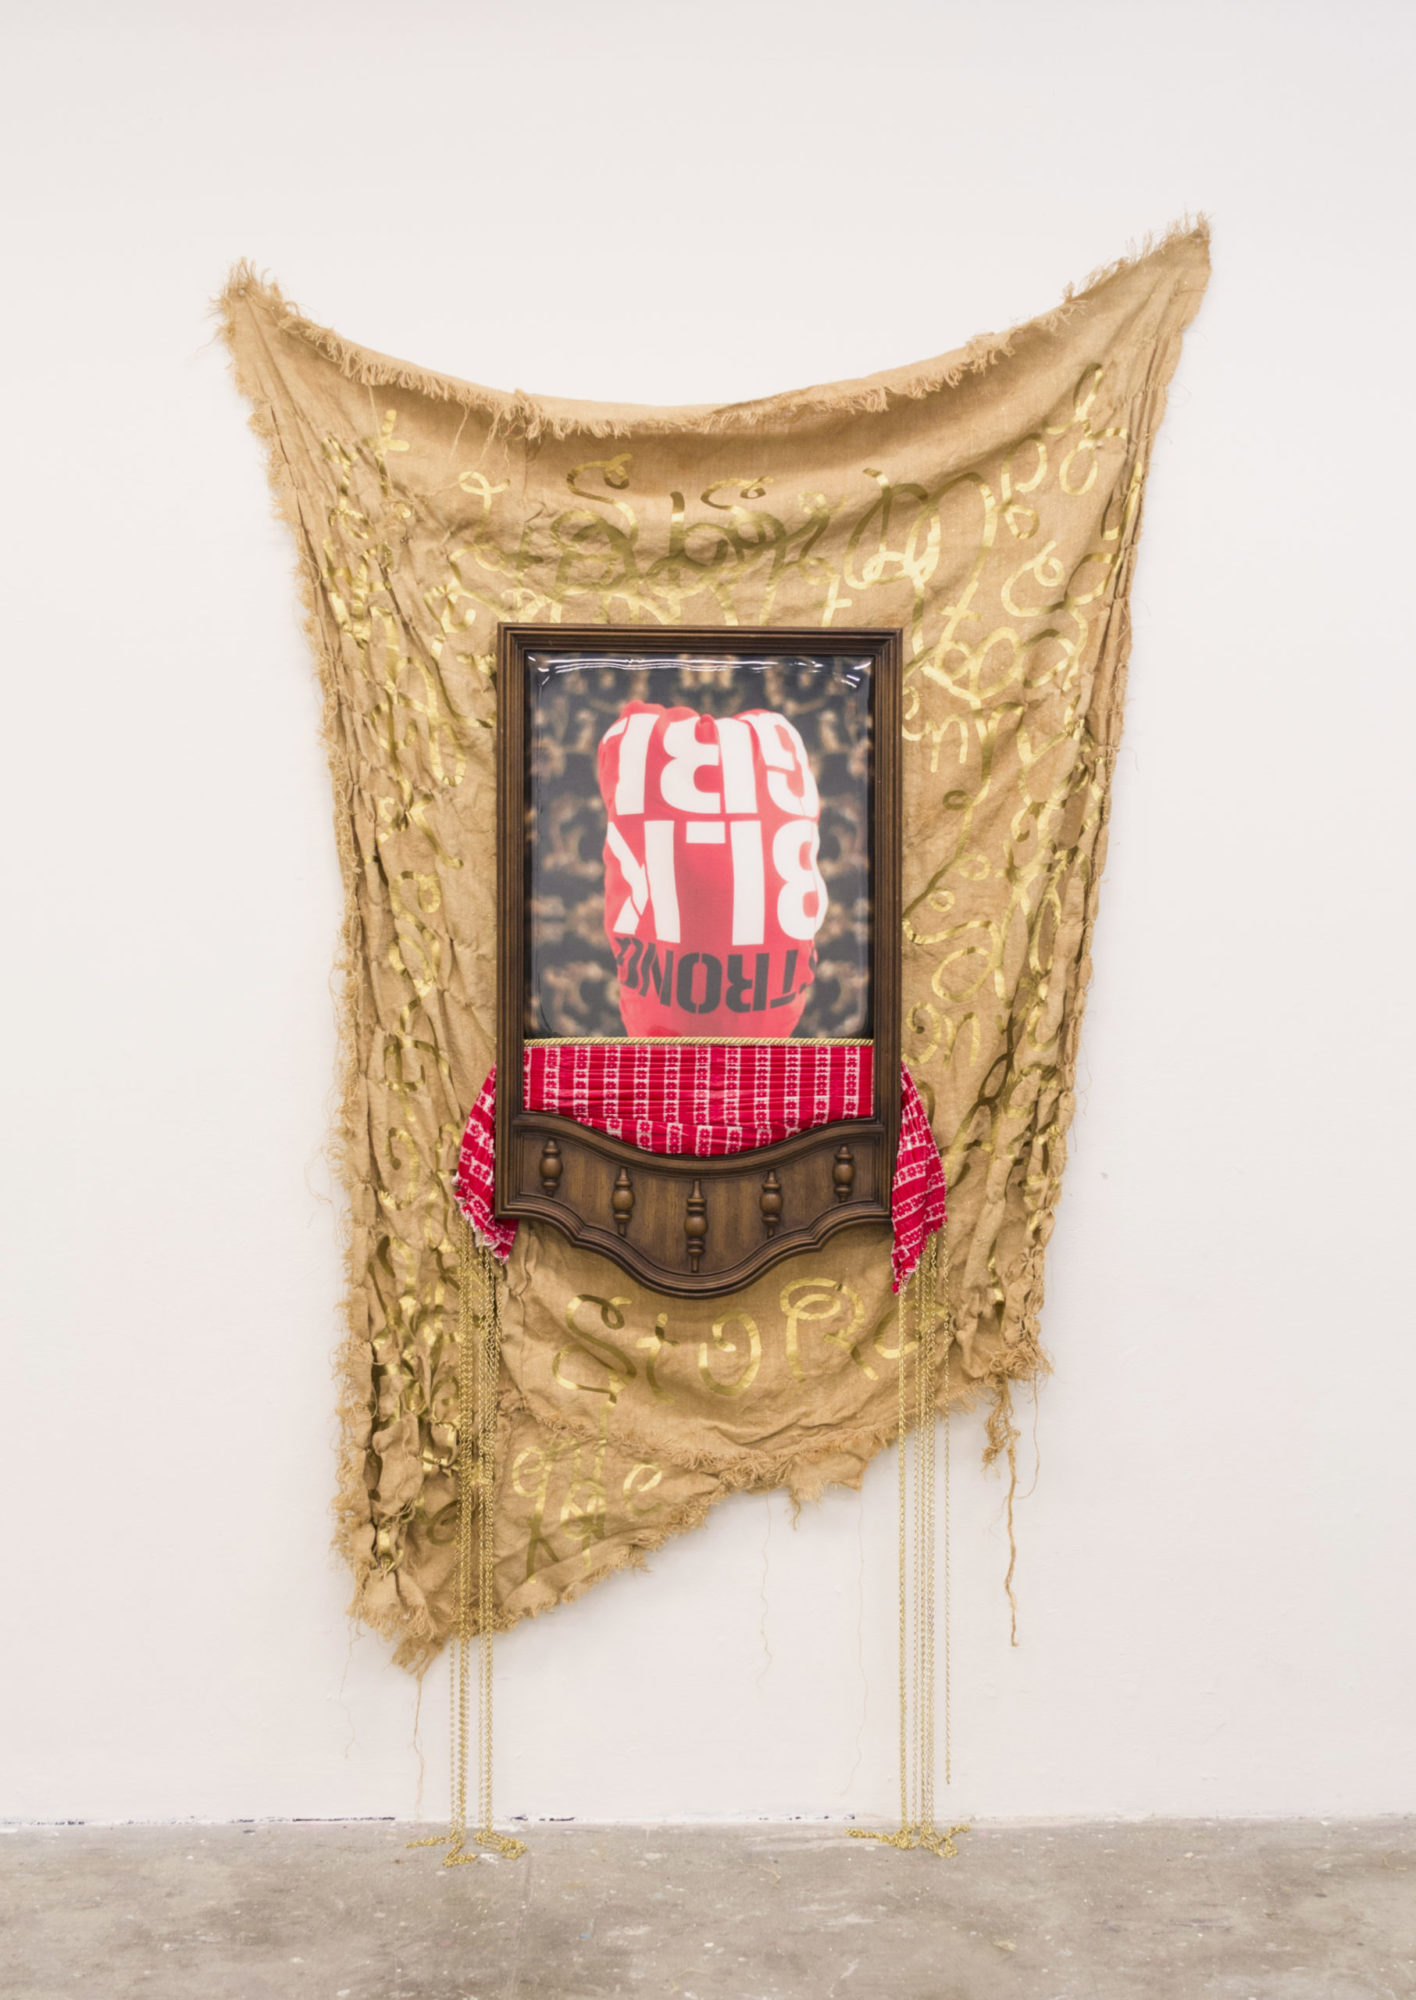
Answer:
(621, 1463, 663, 1520)
(635, 1312, 674, 1402)
(559, 1411, 611, 1555)
(510, 1443, 565, 1582)
(781, 1279, 878, 1384)
(508, 1436, 664, 1577)
(696, 1313, 763, 1398)
(554, 1295, 636, 1405)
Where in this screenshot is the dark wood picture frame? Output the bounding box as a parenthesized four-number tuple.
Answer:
(496, 624, 901, 1296)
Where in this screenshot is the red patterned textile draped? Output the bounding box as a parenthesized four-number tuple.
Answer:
(454, 1068, 516, 1262)
(891, 1077, 947, 1290)
(528, 1041, 871, 1152)
(454, 1047, 945, 1289)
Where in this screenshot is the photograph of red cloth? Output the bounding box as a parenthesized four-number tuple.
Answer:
(598, 703, 830, 1038)
(454, 1044, 945, 1291)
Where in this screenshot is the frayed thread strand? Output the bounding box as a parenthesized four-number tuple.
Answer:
(216, 219, 1208, 445)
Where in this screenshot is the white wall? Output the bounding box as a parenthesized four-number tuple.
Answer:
(4, 0, 1413, 1826)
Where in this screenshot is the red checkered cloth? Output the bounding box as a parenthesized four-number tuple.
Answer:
(454, 1046, 945, 1290)
(525, 1041, 873, 1153)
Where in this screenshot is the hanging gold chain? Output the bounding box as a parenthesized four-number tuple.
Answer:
(410, 1217, 526, 1867)
(411, 1215, 959, 1862)
(851, 1223, 967, 1860)
(940, 1219, 953, 1791)
(896, 1265, 912, 1834)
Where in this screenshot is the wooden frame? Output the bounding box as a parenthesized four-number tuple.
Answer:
(496, 625, 901, 1296)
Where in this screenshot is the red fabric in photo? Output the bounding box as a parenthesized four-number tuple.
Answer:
(453, 1049, 945, 1291)
(597, 703, 829, 1037)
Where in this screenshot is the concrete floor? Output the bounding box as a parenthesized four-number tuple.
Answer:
(1, 1819, 1411, 2000)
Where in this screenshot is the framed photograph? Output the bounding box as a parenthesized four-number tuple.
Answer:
(496, 626, 901, 1294)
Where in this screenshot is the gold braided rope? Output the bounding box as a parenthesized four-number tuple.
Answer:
(410, 1217, 526, 1867)
(851, 1224, 967, 1859)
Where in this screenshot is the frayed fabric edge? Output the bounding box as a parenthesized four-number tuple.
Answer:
(212, 209, 1203, 1669)
(215, 215, 1209, 445)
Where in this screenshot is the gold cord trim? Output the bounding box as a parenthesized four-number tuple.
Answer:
(409, 1218, 526, 1866)
(851, 1225, 968, 1860)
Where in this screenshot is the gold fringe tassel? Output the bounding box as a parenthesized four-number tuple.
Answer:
(852, 1225, 968, 1859)
(411, 1217, 526, 1866)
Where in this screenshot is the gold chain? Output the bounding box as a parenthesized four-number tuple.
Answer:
(941, 1219, 953, 1790)
(896, 1266, 911, 1833)
(851, 1224, 967, 1860)
(410, 1217, 526, 1867)
(410, 1216, 959, 1862)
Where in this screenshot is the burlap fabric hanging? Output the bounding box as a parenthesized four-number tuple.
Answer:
(220, 225, 1209, 1668)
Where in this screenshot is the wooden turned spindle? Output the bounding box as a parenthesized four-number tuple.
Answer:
(539, 1137, 563, 1195)
(685, 1178, 708, 1272)
(759, 1169, 783, 1237)
(832, 1145, 855, 1202)
(611, 1165, 635, 1237)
